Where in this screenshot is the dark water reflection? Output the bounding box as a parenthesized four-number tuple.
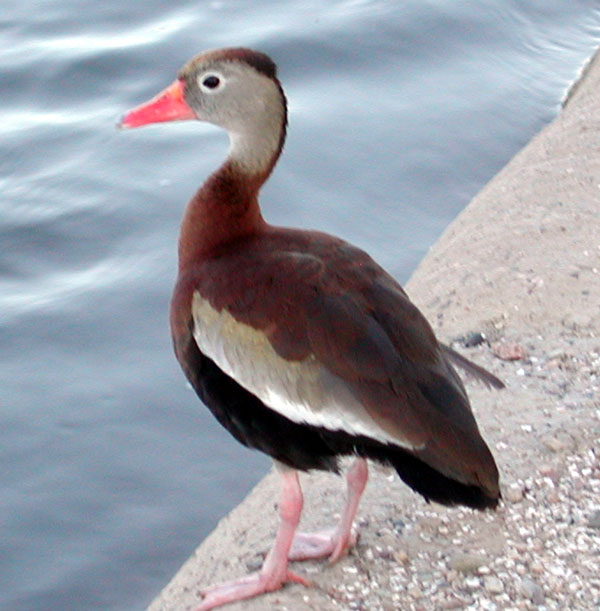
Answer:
(1, 1, 598, 608)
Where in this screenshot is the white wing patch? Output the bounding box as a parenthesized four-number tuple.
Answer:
(192, 292, 414, 448)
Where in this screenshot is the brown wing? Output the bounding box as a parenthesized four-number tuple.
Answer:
(191, 228, 499, 496)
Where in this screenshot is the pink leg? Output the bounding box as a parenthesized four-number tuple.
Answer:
(289, 457, 368, 563)
(197, 469, 309, 611)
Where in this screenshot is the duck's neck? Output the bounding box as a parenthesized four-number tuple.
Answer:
(177, 111, 286, 271)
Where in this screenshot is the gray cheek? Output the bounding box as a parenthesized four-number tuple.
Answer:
(183, 78, 206, 113)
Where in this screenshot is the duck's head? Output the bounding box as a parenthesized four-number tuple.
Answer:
(120, 47, 287, 174)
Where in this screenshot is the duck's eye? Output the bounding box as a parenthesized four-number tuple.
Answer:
(202, 75, 221, 89)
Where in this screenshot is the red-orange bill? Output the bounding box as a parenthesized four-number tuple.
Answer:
(119, 79, 196, 129)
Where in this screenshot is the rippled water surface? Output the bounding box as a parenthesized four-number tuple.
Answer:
(1, 1, 599, 608)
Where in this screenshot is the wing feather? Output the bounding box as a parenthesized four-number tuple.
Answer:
(190, 230, 498, 492)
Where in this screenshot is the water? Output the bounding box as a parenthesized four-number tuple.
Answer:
(1, 1, 598, 608)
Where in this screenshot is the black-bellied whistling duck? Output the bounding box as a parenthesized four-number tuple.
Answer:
(120, 47, 502, 610)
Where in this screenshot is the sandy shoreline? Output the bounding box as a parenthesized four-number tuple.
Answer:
(148, 47, 600, 611)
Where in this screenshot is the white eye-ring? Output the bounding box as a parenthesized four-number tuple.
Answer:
(198, 71, 225, 93)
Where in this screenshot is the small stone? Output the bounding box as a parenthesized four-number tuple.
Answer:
(491, 341, 527, 361)
(504, 483, 524, 503)
(407, 584, 423, 599)
(520, 578, 545, 604)
(541, 435, 567, 453)
(484, 576, 504, 594)
(457, 331, 486, 347)
(244, 554, 263, 571)
(394, 550, 409, 564)
(546, 348, 565, 360)
(419, 516, 442, 529)
(530, 561, 544, 575)
(465, 576, 481, 590)
(588, 510, 600, 529)
(378, 548, 394, 560)
(448, 553, 488, 573)
(538, 463, 556, 477)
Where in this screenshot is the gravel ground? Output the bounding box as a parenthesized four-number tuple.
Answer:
(313, 342, 600, 611)
(148, 48, 600, 611)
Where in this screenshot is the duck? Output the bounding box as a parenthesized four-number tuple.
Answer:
(120, 47, 502, 611)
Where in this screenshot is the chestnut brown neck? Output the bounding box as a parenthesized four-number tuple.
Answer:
(177, 73, 287, 272)
(177, 158, 275, 271)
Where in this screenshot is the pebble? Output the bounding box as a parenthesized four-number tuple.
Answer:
(504, 483, 524, 503)
(529, 561, 544, 575)
(465, 576, 481, 590)
(394, 550, 409, 564)
(457, 331, 487, 347)
(448, 553, 488, 573)
(538, 463, 557, 478)
(244, 554, 263, 571)
(484, 576, 504, 594)
(588, 510, 600, 529)
(407, 584, 423, 599)
(519, 578, 545, 604)
(541, 435, 568, 453)
(378, 548, 395, 561)
(491, 341, 527, 360)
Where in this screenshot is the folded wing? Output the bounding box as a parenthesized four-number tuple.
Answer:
(191, 230, 499, 499)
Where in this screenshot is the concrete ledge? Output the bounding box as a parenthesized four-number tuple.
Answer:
(149, 48, 600, 610)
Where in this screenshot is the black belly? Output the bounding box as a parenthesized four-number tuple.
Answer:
(175, 331, 498, 509)
(177, 329, 349, 472)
